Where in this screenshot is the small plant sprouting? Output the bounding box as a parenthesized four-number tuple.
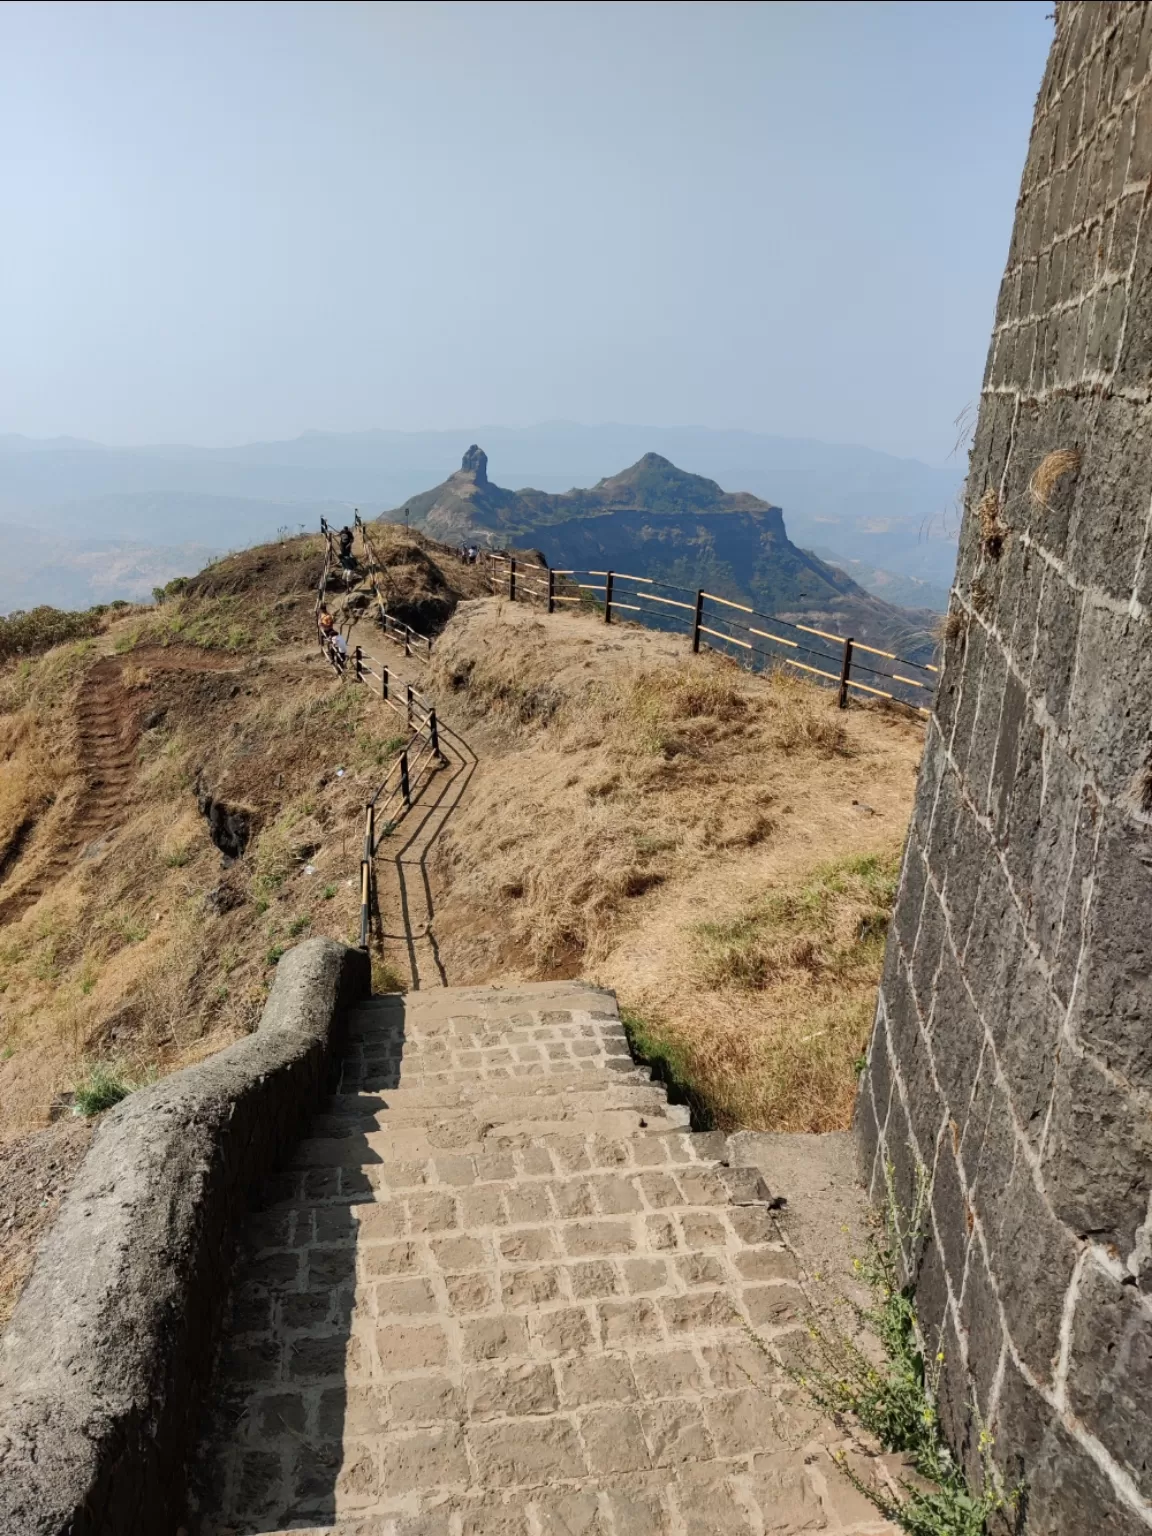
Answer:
(792, 1159, 1018, 1536)
(265, 943, 285, 966)
(322, 884, 337, 900)
(287, 915, 311, 937)
(72, 1061, 143, 1117)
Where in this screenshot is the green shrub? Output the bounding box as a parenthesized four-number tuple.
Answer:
(72, 1061, 139, 1117)
(0, 605, 104, 664)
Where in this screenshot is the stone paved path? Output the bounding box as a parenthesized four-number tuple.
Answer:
(189, 983, 898, 1535)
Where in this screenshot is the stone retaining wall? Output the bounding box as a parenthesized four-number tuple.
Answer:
(0, 937, 370, 1536)
(856, 6, 1152, 1532)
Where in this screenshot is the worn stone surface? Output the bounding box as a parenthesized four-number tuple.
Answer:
(856, 5, 1152, 1529)
(0, 938, 370, 1536)
(190, 984, 899, 1534)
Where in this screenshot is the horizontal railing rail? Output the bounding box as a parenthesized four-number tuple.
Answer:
(471, 550, 936, 714)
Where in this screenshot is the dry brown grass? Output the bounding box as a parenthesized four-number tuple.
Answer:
(1029, 447, 1081, 509)
(976, 487, 1006, 561)
(424, 600, 923, 1130)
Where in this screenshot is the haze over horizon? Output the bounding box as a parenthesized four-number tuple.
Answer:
(1, 1, 1051, 467)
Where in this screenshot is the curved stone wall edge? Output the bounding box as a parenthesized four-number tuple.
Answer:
(0, 936, 370, 1536)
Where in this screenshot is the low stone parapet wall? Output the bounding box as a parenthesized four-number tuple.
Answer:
(0, 937, 370, 1536)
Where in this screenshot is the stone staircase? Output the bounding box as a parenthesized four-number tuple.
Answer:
(188, 982, 895, 1535)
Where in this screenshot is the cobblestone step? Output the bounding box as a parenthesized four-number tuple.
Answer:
(188, 984, 899, 1536)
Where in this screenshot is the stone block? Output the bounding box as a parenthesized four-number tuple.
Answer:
(1042, 1050, 1152, 1256)
(375, 1322, 449, 1373)
(662, 1290, 739, 1333)
(504, 1184, 553, 1224)
(569, 1259, 620, 1298)
(986, 1157, 1078, 1385)
(500, 1227, 558, 1262)
(563, 1220, 635, 1257)
(1067, 602, 1152, 801)
(502, 1266, 562, 1307)
(359, 1240, 420, 1279)
(550, 1179, 596, 1218)
(640, 1400, 714, 1465)
(958, 1236, 1005, 1419)
(373, 1277, 438, 1316)
(467, 1418, 586, 1486)
(929, 1135, 970, 1286)
(533, 1489, 606, 1534)
(558, 1353, 636, 1406)
(390, 1374, 460, 1424)
(580, 1406, 652, 1473)
(630, 1347, 704, 1398)
(600, 1298, 663, 1347)
(529, 1306, 596, 1357)
(462, 1315, 530, 1363)
(465, 1362, 558, 1419)
(679, 1211, 730, 1249)
(1070, 810, 1152, 1087)
(444, 1272, 495, 1312)
(1066, 1258, 1152, 1501)
(678, 1253, 727, 1288)
(926, 944, 985, 1130)
(378, 1425, 468, 1495)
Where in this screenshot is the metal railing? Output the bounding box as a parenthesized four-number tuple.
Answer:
(318, 629, 443, 947)
(474, 552, 937, 715)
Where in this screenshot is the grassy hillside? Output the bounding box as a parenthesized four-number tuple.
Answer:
(0, 526, 923, 1328)
(420, 600, 923, 1132)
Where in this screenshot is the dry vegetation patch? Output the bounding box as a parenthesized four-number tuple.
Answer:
(424, 600, 921, 1130)
(0, 527, 482, 1324)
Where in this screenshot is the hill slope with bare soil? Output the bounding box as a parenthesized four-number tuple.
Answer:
(418, 599, 923, 1131)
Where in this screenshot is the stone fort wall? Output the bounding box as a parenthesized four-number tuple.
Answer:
(856, 4, 1152, 1531)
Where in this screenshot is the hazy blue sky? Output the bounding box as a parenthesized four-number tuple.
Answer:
(1, 1, 1051, 464)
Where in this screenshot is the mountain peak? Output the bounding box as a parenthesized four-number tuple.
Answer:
(460, 444, 488, 485)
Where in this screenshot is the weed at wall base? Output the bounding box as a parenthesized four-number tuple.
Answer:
(787, 1159, 1018, 1536)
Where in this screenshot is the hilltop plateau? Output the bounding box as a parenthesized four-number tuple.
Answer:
(390, 446, 939, 660)
(0, 524, 922, 1331)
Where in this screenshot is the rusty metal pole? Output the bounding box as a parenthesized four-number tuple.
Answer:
(547, 568, 555, 614)
(429, 709, 442, 761)
(406, 683, 414, 727)
(509, 558, 517, 602)
(604, 572, 614, 625)
(838, 638, 855, 709)
(354, 644, 363, 683)
(381, 664, 389, 700)
(691, 590, 704, 653)
(400, 751, 411, 809)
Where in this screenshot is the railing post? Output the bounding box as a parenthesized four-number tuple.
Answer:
(404, 626, 411, 658)
(604, 571, 614, 625)
(359, 799, 373, 950)
(838, 637, 855, 709)
(400, 750, 412, 808)
(547, 568, 555, 614)
(406, 683, 414, 727)
(382, 664, 389, 700)
(359, 859, 370, 949)
(354, 644, 363, 683)
(509, 558, 517, 602)
(691, 590, 705, 653)
(429, 708, 442, 760)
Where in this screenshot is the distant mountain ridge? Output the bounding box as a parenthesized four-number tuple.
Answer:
(387, 447, 938, 662)
(0, 423, 961, 616)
